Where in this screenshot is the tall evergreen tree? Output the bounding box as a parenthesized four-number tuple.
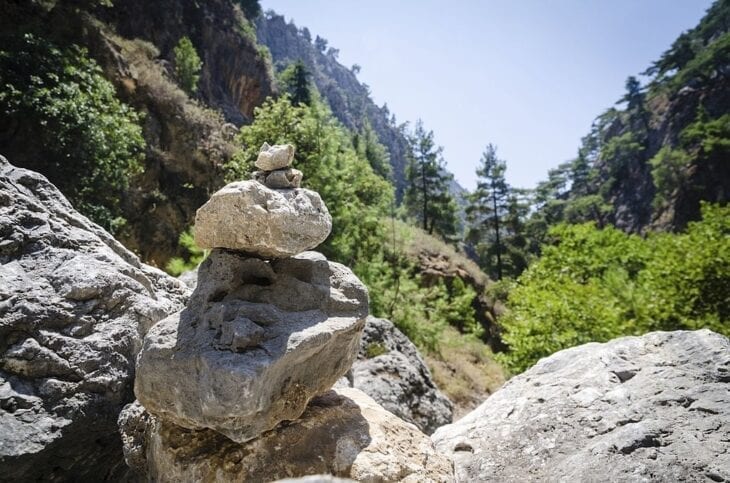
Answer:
(280, 60, 312, 106)
(619, 76, 649, 130)
(466, 144, 510, 280)
(403, 120, 457, 239)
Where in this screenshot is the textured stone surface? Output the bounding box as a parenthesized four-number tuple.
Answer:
(0, 156, 189, 481)
(345, 317, 453, 434)
(433, 330, 730, 482)
(253, 167, 303, 189)
(135, 249, 369, 442)
(121, 388, 454, 482)
(194, 180, 332, 257)
(274, 477, 355, 483)
(255, 142, 295, 171)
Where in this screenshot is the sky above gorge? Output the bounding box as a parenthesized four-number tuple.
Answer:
(262, 0, 714, 190)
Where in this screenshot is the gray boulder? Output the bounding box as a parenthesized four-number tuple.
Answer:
(120, 388, 454, 482)
(194, 180, 332, 258)
(0, 156, 189, 481)
(347, 317, 453, 434)
(433, 330, 730, 482)
(135, 249, 369, 443)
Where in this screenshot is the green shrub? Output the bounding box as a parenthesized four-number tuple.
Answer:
(173, 36, 202, 95)
(649, 146, 691, 209)
(0, 33, 144, 232)
(498, 203, 730, 374)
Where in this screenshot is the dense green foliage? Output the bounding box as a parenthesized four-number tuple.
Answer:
(173, 36, 202, 95)
(647, 0, 730, 93)
(403, 121, 458, 240)
(497, 203, 730, 374)
(352, 119, 392, 179)
(278, 61, 313, 106)
(0, 33, 144, 232)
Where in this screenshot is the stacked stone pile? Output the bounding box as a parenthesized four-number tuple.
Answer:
(251, 142, 303, 189)
(121, 144, 453, 482)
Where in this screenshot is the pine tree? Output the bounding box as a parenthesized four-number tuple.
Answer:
(501, 188, 532, 276)
(280, 61, 312, 106)
(173, 36, 202, 96)
(403, 120, 457, 240)
(466, 144, 510, 280)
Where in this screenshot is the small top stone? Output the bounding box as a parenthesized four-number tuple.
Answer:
(255, 142, 295, 171)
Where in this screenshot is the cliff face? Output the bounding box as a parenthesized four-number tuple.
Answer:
(595, 76, 730, 233)
(95, 0, 277, 264)
(645, 80, 730, 231)
(255, 12, 411, 199)
(0, 0, 276, 266)
(560, 1, 730, 234)
(99, 0, 275, 126)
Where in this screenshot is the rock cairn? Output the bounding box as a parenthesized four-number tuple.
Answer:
(134, 143, 364, 442)
(124, 144, 455, 481)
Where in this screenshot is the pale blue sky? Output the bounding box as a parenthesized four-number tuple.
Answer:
(261, 1, 713, 190)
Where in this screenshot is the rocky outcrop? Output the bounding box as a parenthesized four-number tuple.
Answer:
(0, 157, 188, 481)
(120, 388, 453, 482)
(345, 317, 453, 435)
(135, 164, 362, 443)
(433, 330, 730, 482)
(135, 250, 368, 442)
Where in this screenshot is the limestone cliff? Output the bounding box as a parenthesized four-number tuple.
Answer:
(546, 1, 730, 234)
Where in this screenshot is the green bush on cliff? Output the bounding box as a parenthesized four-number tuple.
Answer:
(173, 37, 203, 96)
(498, 203, 730, 374)
(0, 33, 144, 232)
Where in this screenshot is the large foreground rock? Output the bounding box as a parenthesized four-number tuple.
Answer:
(194, 180, 332, 257)
(135, 249, 369, 443)
(346, 317, 453, 434)
(0, 156, 189, 481)
(433, 330, 730, 482)
(120, 388, 454, 482)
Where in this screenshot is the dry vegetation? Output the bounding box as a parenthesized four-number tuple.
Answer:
(427, 327, 505, 419)
(105, 31, 239, 168)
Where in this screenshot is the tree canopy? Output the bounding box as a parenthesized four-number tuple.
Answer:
(403, 121, 458, 241)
